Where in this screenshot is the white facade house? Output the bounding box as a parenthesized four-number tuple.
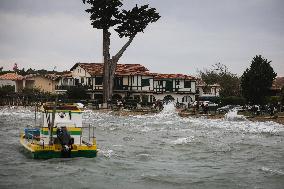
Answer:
(56, 63, 197, 105)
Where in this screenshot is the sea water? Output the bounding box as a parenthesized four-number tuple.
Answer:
(0, 105, 283, 189)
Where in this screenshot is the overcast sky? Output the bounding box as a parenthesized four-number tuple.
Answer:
(0, 0, 283, 76)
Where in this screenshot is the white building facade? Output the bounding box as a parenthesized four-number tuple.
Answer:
(56, 63, 197, 105)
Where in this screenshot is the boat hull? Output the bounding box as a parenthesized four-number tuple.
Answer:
(21, 147, 97, 159)
(20, 135, 97, 159)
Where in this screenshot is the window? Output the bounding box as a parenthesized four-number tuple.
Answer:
(175, 80, 180, 85)
(88, 78, 92, 85)
(141, 79, 150, 87)
(81, 77, 84, 84)
(158, 80, 163, 86)
(95, 77, 103, 85)
(184, 80, 191, 88)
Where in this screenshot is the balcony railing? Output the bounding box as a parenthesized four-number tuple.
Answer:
(55, 85, 93, 91)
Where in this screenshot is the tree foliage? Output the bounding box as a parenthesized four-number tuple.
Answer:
(0, 85, 15, 97)
(66, 86, 89, 100)
(199, 63, 240, 97)
(82, 0, 160, 103)
(281, 87, 284, 105)
(241, 55, 277, 104)
(220, 96, 246, 106)
(84, 0, 122, 29)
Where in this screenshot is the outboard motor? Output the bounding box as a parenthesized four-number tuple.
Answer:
(56, 127, 74, 158)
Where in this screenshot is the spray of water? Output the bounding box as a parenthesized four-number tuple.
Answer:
(224, 109, 247, 121)
(156, 102, 177, 118)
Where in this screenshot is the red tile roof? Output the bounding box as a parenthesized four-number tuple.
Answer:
(24, 74, 59, 81)
(0, 73, 23, 80)
(71, 63, 152, 76)
(71, 63, 196, 80)
(154, 74, 195, 80)
(57, 71, 73, 77)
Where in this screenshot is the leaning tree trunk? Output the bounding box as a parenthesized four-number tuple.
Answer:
(102, 29, 111, 104)
(102, 31, 135, 105)
(109, 36, 135, 94)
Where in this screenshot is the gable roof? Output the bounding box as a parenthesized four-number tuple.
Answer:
(154, 73, 196, 80)
(0, 73, 23, 80)
(71, 63, 152, 76)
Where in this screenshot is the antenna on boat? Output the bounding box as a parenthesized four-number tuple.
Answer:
(34, 103, 37, 127)
(49, 96, 58, 145)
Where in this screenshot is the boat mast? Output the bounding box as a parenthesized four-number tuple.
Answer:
(34, 103, 37, 127)
(49, 96, 58, 145)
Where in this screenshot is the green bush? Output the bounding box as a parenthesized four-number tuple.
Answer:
(0, 85, 15, 97)
(66, 86, 89, 100)
(265, 96, 281, 105)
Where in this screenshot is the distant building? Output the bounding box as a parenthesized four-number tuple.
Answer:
(270, 77, 284, 96)
(0, 73, 23, 91)
(56, 63, 197, 105)
(196, 79, 221, 99)
(15, 74, 59, 93)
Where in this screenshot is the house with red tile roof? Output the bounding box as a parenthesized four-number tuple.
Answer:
(0, 73, 23, 91)
(58, 63, 197, 105)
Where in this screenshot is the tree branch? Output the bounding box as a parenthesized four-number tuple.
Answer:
(112, 36, 135, 63)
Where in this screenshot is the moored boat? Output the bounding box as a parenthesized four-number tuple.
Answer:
(20, 102, 97, 159)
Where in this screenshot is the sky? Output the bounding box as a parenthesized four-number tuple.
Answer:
(0, 0, 283, 76)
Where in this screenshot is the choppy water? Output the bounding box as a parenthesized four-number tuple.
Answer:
(0, 105, 284, 189)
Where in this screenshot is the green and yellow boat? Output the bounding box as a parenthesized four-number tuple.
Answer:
(20, 103, 97, 159)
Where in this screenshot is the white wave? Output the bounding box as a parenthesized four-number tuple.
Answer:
(260, 167, 284, 175)
(0, 106, 34, 118)
(188, 116, 284, 134)
(171, 136, 195, 145)
(98, 149, 115, 158)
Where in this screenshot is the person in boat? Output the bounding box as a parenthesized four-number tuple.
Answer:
(56, 126, 73, 158)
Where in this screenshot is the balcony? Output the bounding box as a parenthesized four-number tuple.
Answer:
(55, 85, 94, 91)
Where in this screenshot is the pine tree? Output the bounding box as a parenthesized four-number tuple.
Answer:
(241, 55, 277, 104)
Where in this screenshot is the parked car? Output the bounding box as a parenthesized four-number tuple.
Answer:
(203, 101, 218, 107)
(191, 101, 218, 107)
(217, 105, 238, 113)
